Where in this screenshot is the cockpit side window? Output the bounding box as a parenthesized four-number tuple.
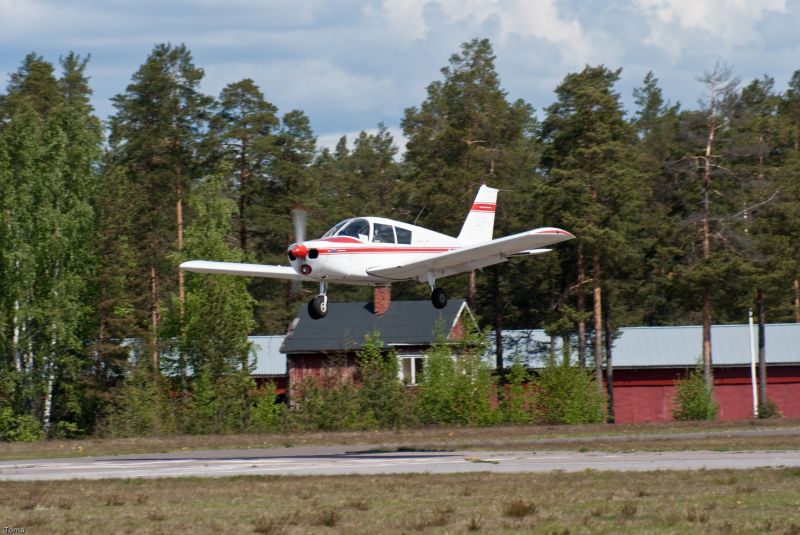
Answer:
(373, 223, 395, 243)
(338, 218, 371, 240)
(395, 226, 412, 244)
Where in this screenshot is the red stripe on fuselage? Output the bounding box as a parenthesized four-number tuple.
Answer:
(470, 202, 496, 212)
(321, 236, 363, 243)
(318, 246, 457, 255)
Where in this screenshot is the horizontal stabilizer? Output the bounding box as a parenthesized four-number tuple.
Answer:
(507, 248, 552, 257)
(180, 260, 304, 281)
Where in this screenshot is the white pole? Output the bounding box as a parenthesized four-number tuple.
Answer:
(748, 309, 758, 418)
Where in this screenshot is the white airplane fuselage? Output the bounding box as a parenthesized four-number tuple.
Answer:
(180, 184, 574, 319)
(288, 216, 460, 285)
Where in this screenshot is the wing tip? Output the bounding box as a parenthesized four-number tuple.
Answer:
(180, 260, 202, 270)
(534, 227, 575, 239)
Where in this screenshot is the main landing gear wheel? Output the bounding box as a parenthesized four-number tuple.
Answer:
(308, 295, 328, 319)
(431, 287, 448, 309)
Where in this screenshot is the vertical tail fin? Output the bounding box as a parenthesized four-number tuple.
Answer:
(457, 184, 498, 244)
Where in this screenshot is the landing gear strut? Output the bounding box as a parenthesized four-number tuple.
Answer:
(428, 272, 448, 309)
(308, 282, 329, 319)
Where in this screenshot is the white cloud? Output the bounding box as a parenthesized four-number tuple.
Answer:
(373, 0, 599, 64)
(634, 0, 787, 59)
(367, 0, 430, 41)
(204, 59, 398, 115)
(2, 0, 797, 143)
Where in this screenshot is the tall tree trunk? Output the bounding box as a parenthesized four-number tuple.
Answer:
(149, 265, 160, 371)
(239, 141, 249, 253)
(757, 289, 768, 413)
(493, 268, 503, 372)
(176, 176, 185, 306)
(577, 243, 587, 369)
(176, 166, 188, 396)
(96, 313, 106, 380)
(700, 80, 718, 392)
(239, 171, 249, 252)
(793, 278, 800, 324)
(13, 298, 22, 373)
(702, 288, 713, 390)
(13, 259, 23, 373)
(593, 251, 604, 395)
(604, 319, 614, 424)
(42, 340, 56, 437)
(468, 270, 477, 310)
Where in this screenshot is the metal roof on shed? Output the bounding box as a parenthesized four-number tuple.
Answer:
(490, 323, 800, 369)
(249, 335, 286, 376)
(280, 300, 468, 354)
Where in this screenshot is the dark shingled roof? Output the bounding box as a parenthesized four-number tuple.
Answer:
(280, 299, 469, 353)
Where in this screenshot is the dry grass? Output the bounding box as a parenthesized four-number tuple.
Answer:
(2, 419, 800, 461)
(1, 468, 799, 533)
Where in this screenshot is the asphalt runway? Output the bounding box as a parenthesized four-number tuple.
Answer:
(2, 446, 800, 481)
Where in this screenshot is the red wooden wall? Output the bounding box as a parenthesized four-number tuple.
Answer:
(612, 366, 800, 423)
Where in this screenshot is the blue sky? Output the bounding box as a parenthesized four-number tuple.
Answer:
(1, 0, 797, 152)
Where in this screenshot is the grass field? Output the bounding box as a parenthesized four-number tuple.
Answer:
(3, 421, 800, 533)
(2, 419, 799, 461)
(2, 468, 800, 534)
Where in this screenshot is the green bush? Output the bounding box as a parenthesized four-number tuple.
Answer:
(356, 333, 417, 428)
(531, 363, 605, 424)
(417, 341, 458, 423)
(672, 368, 717, 421)
(450, 351, 500, 426)
(288, 374, 373, 431)
(101, 364, 177, 437)
(184, 368, 254, 434)
(249, 382, 284, 431)
(758, 398, 782, 419)
(0, 407, 43, 442)
(54, 420, 83, 439)
(501, 357, 532, 423)
(417, 334, 498, 426)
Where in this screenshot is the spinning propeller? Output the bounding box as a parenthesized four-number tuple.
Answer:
(289, 207, 308, 293)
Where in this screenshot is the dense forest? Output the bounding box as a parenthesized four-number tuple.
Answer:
(2, 38, 799, 439)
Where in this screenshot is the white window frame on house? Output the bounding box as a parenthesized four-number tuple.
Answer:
(398, 354, 425, 385)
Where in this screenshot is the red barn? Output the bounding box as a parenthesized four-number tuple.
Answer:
(494, 324, 800, 423)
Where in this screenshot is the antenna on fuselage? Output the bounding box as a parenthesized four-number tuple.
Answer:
(413, 206, 426, 226)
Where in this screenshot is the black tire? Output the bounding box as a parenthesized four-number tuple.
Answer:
(431, 287, 448, 309)
(308, 295, 328, 319)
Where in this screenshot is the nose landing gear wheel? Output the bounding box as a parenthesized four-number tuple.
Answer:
(431, 287, 448, 309)
(308, 295, 328, 319)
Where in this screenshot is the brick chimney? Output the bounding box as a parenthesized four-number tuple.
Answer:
(373, 286, 391, 316)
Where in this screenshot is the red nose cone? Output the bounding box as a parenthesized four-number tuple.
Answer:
(291, 244, 309, 259)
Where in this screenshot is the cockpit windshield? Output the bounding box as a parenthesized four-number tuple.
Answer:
(322, 219, 349, 238)
(321, 218, 371, 241)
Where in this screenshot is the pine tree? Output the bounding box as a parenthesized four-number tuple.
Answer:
(539, 65, 643, 399)
(107, 43, 212, 371)
(685, 63, 740, 390)
(208, 78, 279, 254)
(248, 109, 318, 332)
(402, 38, 540, 364)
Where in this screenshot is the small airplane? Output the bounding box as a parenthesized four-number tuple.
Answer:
(181, 185, 574, 319)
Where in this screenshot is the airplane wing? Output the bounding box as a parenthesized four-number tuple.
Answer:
(367, 227, 574, 282)
(180, 260, 304, 281)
